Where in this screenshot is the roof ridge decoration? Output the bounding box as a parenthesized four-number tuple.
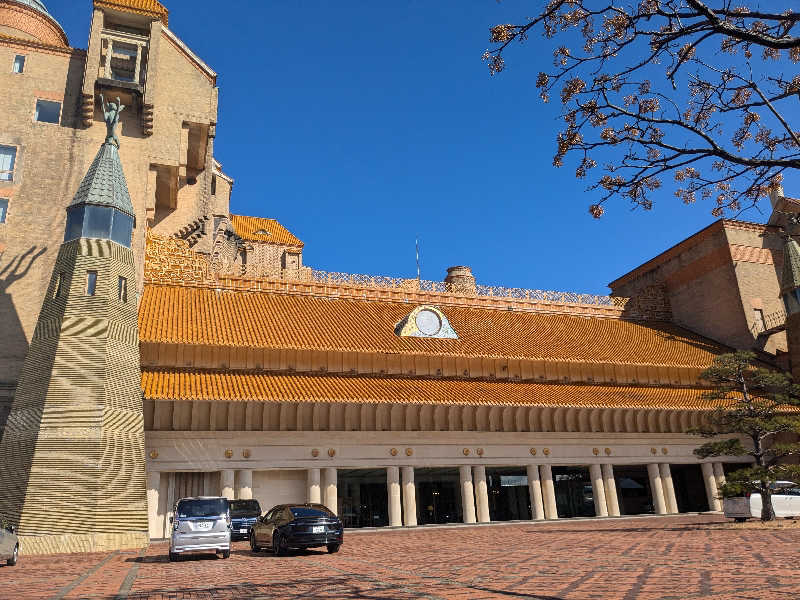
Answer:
(396, 305, 458, 339)
(94, 0, 168, 25)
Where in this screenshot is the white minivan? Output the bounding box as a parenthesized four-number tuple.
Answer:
(723, 481, 800, 521)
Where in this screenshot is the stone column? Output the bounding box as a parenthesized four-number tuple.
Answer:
(589, 464, 608, 517)
(647, 463, 668, 515)
(659, 464, 678, 514)
(713, 463, 727, 489)
(307, 468, 321, 504)
(322, 467, 337, 514)
(236, 469, 253, 500)
(701, 462, 722, 511)
(146, 471, 161, 539)
(387, 467, 402, 527)
(459, 465, 477, 524)
(472, 466, 490, 523)
(539, 464, 558, 520)
(527, 465, 545, 520)
(601, 464, 621, 517)
(401, 466, 417, 526)
(220, 469, 234, 500)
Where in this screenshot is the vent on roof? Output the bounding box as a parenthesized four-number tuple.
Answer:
(254, 229, 271, 235)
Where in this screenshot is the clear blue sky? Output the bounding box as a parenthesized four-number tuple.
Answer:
(49, 1, 800, 295)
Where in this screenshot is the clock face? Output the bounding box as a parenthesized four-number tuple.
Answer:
(415, 309, 442, 336)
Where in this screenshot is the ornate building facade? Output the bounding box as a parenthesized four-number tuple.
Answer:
(0, 0, 796, 554)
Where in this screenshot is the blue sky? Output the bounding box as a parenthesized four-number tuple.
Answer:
(49, 1, 799, 294)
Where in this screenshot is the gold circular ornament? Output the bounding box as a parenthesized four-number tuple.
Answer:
(650, 447, 658, 455)
(390, 448, 399, 456)
(311, 448, 320, 457)
(529, 448, 537, 456)
(405, 448, 413, 457)
(224, 449, 233, 459)
(543, 448, 551, 456)
(604, 448, 612, 456)
(242, 449, 251, 459)
(463, 448, 471, 456)
(328, 448, 336, 457)
(592, 448, 600, 456)
(149, 450, 158, 459)
(662, 447, 669, 455)
(476, 448, 484, 456)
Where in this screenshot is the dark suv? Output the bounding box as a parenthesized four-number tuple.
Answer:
(230, 499, 261, 541)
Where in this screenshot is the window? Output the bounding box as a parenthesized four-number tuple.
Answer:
(0, 145, 16, 181)
(117, 276, 127, 302)
(86, 271, 98, 296)
(35, 99, 61, 124)
(0, 198, 7, 224)
(211, 175, 217, 196)
(54, 273, 64, 298)
(753, 308, 766, 332)
(12, 55, 25, 74)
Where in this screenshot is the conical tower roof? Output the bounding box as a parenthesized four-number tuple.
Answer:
(69, 142, 135, 220)
(781, 236, 800, 294)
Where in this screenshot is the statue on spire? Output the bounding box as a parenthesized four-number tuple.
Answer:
(100, 94, 125, 147)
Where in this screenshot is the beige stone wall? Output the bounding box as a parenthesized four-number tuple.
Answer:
(0, 7, 223, 415)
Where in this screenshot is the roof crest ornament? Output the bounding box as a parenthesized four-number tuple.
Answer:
(100, 94, 125, 147)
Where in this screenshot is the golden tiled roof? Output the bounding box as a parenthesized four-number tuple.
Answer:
(230, 215, 303, 247)
(94, 0, 168, 24)
(138, 284, 727, 366)
(141, 369, 723, 409)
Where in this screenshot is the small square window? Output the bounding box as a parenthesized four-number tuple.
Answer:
(0, 198, 7, 224)
(35, 99, 61, 124)
(0, 145, 16, 182)
(86, 271, 98, 296)
(13, 55, 25, 74)
(117, 276, 128, 302)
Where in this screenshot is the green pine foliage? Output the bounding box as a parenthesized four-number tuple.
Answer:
(693, 352, 800, 521)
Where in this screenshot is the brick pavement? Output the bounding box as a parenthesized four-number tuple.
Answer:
(1, 515, 798, 600)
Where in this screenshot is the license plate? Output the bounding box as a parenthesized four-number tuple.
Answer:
(196, 521, 212, 530)
(239, 528, 248, 533)
(312, 526, 324, 534)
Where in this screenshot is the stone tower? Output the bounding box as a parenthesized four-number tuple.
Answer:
(0, 130, 148, 554)
(780, 232, 800, 381)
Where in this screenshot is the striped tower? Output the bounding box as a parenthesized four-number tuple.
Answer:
(0, 133, 148, 554)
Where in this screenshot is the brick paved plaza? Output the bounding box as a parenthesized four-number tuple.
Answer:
(1, 515, 798, 600)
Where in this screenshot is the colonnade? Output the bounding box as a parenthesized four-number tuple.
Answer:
(169, 460, 729, 529)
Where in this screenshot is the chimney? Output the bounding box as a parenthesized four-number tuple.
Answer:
(444, 266, 477, 295)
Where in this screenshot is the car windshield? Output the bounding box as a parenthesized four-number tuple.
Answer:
(290, 507, 330, 518)
(176, 498, 228, 518)
(230, 499, 261, 517)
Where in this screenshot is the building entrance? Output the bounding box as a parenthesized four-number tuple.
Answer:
(487, 467, 530, 521)
(552, 466, 594, 518)
(415, 468, 463, 525)
(338, 469, 388, 528)
(671, 464, 708, 513)
(614, 465, 654, 515)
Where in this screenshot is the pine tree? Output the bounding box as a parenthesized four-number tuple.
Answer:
(693, 352, 800, 521)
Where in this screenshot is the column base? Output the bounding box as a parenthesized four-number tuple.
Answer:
(19, 531, 149, 556)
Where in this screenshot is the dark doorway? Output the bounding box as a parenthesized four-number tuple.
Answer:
(552, 466, 594, 518)
(415, 468, 463, 525)
(671, 464, 709, 512)
(614, 465, 653, 515)
(487, 467, 530, 521)
(338, 469, 388, 528)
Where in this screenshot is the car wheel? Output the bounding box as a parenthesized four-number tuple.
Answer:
(273, 532, 286, 557)
(7, 545, 18, 566)
(250, 531, 261, 552)
(327, 543, 340, 554)
(734, 517, 748, 523)
(168, 552, 178, 562)
(220, 549, 231, 559)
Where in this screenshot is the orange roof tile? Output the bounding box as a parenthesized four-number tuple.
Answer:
(138, 284, 728, 367)
(94, 0, 168, 23)
(230, 215, 303, 246)
(141, 369, 723, 409)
